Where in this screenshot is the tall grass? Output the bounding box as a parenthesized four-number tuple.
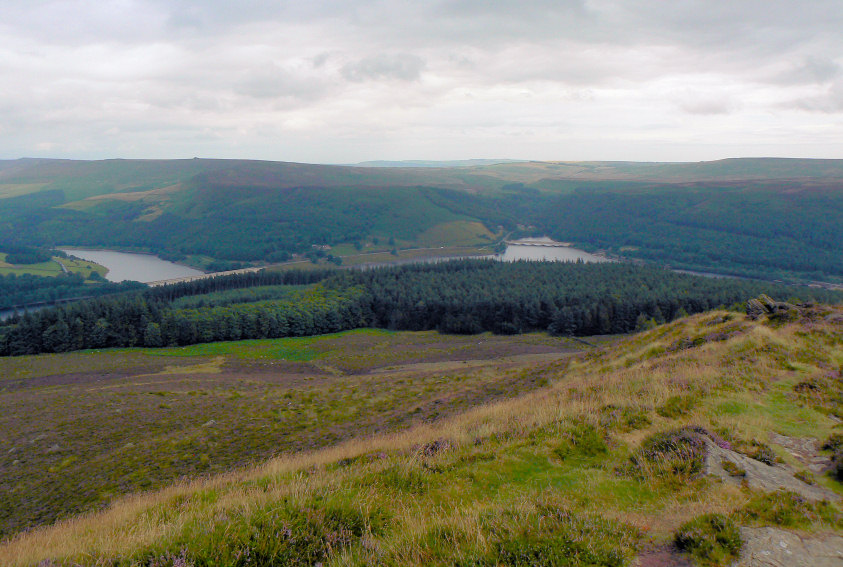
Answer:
(3, 309, 842, 565)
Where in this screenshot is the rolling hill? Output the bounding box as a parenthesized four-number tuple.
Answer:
(1, 157, 842, 282)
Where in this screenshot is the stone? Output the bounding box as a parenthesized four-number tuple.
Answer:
(735, 527, 843, 567)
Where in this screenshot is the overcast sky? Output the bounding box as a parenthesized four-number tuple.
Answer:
(1, 0, 842, 162)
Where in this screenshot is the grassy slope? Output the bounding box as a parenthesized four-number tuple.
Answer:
(0, 330, 580, 541)
(0, 253, 105, 278)
(1, 307, 841, 565)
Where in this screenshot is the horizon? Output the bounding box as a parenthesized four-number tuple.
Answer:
(3, 155, 843, 166)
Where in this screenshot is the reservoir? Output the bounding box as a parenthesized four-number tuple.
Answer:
(60, 249, 205, 283)
(59, 238, 604, 284)
(498, 238, 609, 263)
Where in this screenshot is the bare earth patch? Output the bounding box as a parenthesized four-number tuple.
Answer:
(634, 544, 695, 567)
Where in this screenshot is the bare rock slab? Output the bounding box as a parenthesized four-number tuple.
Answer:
(704, 438, 838, 501)
(735, 527, 843, 567)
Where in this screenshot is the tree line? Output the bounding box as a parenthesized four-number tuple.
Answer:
(0, 272, 145, 312)
(1, 260, 839, 356)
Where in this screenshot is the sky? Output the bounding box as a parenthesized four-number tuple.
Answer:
(1, 0, 842, 163)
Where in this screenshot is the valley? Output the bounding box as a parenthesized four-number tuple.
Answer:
(1, 158, 841, 566)
(2, 157, 843, 284)
(6, 3, 843, 565)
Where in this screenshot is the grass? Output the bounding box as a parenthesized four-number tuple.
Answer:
(0, 183, 47, 199)
(0, 253, 62, 276)
(1, 308, 842, 565)
(0, 253, 106, 278)
(0, 329, 583, 541)
(735, 490, 842, 530)
(413, 221, 497, 248)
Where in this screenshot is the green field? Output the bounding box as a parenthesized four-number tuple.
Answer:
(0, 253, 106, 278)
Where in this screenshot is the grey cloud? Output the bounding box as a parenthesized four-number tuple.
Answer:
(679, 98, 739, 116)
(341, 54, 425, 82)
(791, 80, 843, 113)
(774, 57, 841, 85)
(2, 0, 843, 161)
(235, 66, 328, 100)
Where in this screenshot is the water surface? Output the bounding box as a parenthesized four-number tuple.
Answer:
(497, 239, 609, 263)
(60, 249, 204, 283)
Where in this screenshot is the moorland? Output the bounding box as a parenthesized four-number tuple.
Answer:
(1, 298, 841, 566)
(1, 157, 842, 566)
(1, 157, 843, 283)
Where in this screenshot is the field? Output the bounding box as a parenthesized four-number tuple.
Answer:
(0, 329, 592, 539)
(0, 253, 106, 278)
(2, 305, 841, 565)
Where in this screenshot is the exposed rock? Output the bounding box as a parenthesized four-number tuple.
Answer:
(824, 313, 843, 325)
(746, 295, 801, 322)
(703, 439, 837, 501)
(746, 298, 767, 320)
(768, 432, 831, 474)
(735, 527, 843, 566)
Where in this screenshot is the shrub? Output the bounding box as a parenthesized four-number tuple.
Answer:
(833, 455, 843, 482)
(822, 433, 843, 482)
(743, 440, 778, 466)
(793, 470, 816, 485)
(736, 490, 842, 529)
(128, 500, 384, 567)
(721, 460, 746, 477)
(674, 514, 742, 567)
(627, 427, 707, 480)
(822, 433, 843, 453)
(599, 405, 652, 432)
(656, 395, 696, 419)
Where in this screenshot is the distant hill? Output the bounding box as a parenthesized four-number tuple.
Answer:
(354, 158, 526, 168)
(0, 157, 842, 282)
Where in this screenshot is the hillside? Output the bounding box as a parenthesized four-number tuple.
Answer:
(1, 157, 842, 281)
(1, 301, 841, 566)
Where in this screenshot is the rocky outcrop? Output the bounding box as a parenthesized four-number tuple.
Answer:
(735, 527, 843, 566)
(703, 438, 838, 501)
(745, 295, 801, 321)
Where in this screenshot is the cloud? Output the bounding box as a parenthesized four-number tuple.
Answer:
(790, 80, 843, 113)
(341, 53, 426, 82)
(0, 1, 842, 161)
(679, 98, 739, 116)
(774, 57, 841, 85)
(235, 65, 329, 101)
